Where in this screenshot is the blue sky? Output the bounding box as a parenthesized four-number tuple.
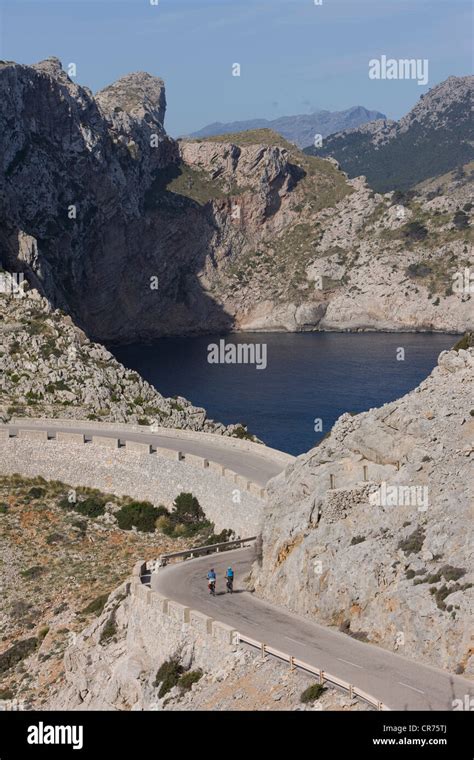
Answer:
(1, 0, 471, 136)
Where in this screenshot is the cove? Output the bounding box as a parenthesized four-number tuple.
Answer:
(111, 332, 456, 456)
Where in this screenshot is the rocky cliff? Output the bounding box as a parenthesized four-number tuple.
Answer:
(251, 346, 474, 674)
(0, 288, 243, 434)
(311, 75, 474, 191)
(1, 59, 472, 340)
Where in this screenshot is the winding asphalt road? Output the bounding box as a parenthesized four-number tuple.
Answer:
(152, 547, 474, 711)
(6, 422, 291, 486)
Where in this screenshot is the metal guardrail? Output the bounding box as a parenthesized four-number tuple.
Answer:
(145, 537, 389, 710)
(238, 635, 390, 711)
(155, 536, 257, 566)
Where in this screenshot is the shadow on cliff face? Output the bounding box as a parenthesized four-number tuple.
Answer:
(0, 61, 236, 341)
(77, 186, 237, 342)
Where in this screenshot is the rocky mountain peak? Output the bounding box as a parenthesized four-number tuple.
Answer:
(398, 74, 473, 132)
(312, 74, 474, 190)
(32, 56, 63, 75)
(96, 71, 166, 127)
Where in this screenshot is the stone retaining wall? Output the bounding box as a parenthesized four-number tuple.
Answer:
(55, 565, 244, 709)
(10, 416, 295, 467)
(0, 436, 263, 535)
(130, 561, 239, 666)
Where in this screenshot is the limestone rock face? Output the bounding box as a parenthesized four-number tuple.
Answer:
(251, 348, 474, 674)
(0, 288, 241, 435)
(96, 71, 167, 127)
(95, 71, 173, 189)
(0, 59, 472, 340)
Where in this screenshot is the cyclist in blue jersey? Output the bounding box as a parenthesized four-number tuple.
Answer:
(207, 568, 216, 595)
(225, 566, 234, 593)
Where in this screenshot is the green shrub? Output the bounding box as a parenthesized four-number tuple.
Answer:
(116, 501, 167, 532)
(178, 670, 202, 691)
(76, 495, 106, 518)
(58, 494, 76, 510)
(350, 535, 365, 545)
(439, 565, 466, 582)
(155, 515, 175, 535)
(38, 626, 49, 641)
(154, 493, 219, 539)
(398, 527, 425, 555)
(46, 531, 66, 544)
(452, 333, 474, 351)
(300, 683, 326, 703)
(232, 425, 255, 441)
(0, 688, 14, 700)
(20, 565, 45, 580)
(403, 221, 428, 242)
(154, 658, 184, 699)
(453, 210, 469, 230)
(430, 582, 473, 610)
(406, 262, 432, 279)
(0, 637, 38, 675)
(0, 503, 8, 514)
(100, 611, 117, 644)
(172, 493, 205, 526)
(81, 593, 110, 616)
(27, 486, 45, 499)
(205, 528, 235, 546)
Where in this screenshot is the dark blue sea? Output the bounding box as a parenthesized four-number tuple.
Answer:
(112, 332, 456, 456)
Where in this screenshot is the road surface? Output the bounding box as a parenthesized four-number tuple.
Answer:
(6, 422, 290, 486)
(152, 547, 474, 711)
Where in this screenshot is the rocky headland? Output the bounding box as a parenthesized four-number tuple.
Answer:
(1, 59, 472, 341)
(0, 288, 247, 435)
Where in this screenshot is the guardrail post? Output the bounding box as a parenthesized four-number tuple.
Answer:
(261, 642, 266, 661)
(289, 655, 295, 671)
(349, 684, 353, 699)
(319, 670, 325, 685)
(378, 701, 382, 711)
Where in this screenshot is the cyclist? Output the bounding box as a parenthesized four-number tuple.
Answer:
(225, 566, 234, 593)
(207, 568, 216, 595)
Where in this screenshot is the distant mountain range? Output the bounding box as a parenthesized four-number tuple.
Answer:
(189, 106, 386, 148)
(304, 75, 474, 192)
